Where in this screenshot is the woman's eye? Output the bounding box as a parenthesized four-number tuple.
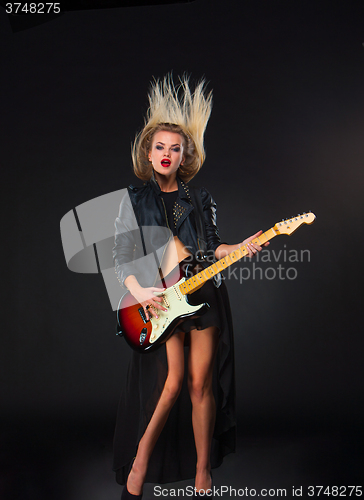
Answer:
(172, 147, 180, 152)
(156, 145, 163, 150)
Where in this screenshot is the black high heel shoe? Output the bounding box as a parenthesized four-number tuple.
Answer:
(121, 459, 143, 500)
(121, 487, 142, 500)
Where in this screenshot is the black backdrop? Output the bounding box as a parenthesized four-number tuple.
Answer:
(1, 1, 364, 499)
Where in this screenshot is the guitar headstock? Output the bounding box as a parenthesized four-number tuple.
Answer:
(274, 212, 316, 235)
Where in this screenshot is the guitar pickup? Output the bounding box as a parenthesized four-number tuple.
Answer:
(138, 307, 148, 324)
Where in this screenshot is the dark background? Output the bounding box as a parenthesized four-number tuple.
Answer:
(1, 1, 363, 499)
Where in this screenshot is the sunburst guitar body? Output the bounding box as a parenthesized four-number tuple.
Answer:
(117, 258, 209, 353)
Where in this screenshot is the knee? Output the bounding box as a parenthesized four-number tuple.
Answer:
(163, 378, 183, 403)
(188, 377, 211, 403)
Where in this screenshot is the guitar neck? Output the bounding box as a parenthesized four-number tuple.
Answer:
(179, 227, 277, 295)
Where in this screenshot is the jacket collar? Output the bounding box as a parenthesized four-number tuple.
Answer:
(150, 172, 191, 202)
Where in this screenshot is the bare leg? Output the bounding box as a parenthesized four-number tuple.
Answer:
(188, 326, 219, 493)
(126, 330, 185, 495)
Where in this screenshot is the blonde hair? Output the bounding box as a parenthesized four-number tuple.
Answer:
(132, 75, 213, 182)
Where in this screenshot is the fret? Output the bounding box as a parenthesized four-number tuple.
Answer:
(216, 261, 224, 272)
(202, 269, 209, 281)
(237, 247, 245, 258)
(190, 276, 198, 286)
(212, 263, 219, 274)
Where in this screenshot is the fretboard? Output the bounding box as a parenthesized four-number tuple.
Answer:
(179, 227, 277, 295)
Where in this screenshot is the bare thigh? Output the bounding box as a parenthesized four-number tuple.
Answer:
(164, 330, 185, 395)
(188, 326, 219, 391)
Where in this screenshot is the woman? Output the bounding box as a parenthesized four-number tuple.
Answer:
(113, 76, 266, 498)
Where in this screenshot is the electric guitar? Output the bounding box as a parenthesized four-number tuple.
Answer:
(116, 212, 316, 352)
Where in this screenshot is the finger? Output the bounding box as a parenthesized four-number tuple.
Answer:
(144, 298, 167, 314)
(246, 244, 254, 258)
(145, 303, 159, 319)
(248, 243, 257, 256)
(152, 295, 168, 311)
(152, 301, 167, 312)
(143, 305, 151, 320)
(153, 295, 164, 302)
(144, 301, 162, 319)
(250, 230, 263, 239)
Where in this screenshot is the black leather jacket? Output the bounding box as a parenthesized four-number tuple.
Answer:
(113, 176, 222, 289)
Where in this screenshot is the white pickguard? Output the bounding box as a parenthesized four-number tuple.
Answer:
(149, 277, 205, 344)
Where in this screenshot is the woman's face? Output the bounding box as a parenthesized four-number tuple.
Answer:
(148, 130, 185, 178)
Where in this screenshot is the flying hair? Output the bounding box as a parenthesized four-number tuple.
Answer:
(132, 74, 213, 182)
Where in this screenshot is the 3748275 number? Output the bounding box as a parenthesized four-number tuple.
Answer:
(308, 486, 362, 497)
(5, 3, 61, 14)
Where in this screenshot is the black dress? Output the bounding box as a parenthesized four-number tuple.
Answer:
(113, 187, 236, 485)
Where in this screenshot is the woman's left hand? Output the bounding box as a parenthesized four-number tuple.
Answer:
(243, 230, 270, 258)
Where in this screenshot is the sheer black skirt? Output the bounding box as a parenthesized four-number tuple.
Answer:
(113, 279, 236, 485)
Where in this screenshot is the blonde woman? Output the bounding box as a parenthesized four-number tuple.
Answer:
(113, 76, 266, 499)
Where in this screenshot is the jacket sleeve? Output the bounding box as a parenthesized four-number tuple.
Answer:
(112, 190, 142, 288)
(200, 187, 223, 253)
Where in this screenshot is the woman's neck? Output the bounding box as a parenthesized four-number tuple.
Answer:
(153, 171, 178, 192)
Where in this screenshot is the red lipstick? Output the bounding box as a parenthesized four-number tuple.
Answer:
(161, 159, 171, 167)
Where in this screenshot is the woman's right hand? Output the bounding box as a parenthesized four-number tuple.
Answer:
(132, 286, 167, 320)
(124, 275, 167, 320)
